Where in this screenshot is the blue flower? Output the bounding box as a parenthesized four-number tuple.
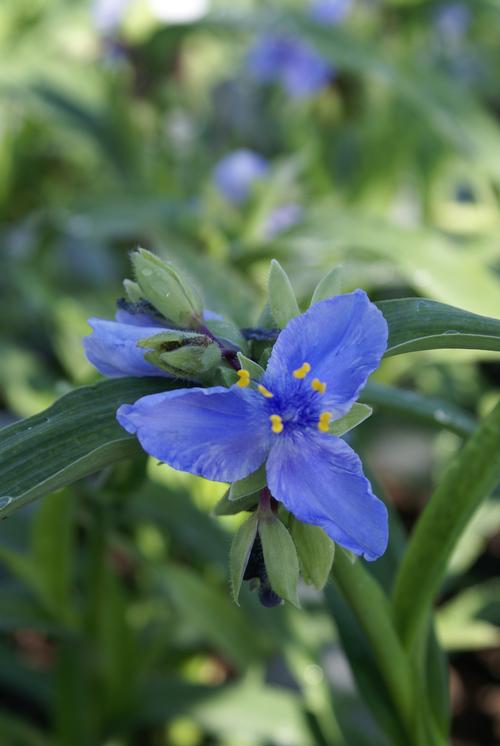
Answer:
(310, 0, 352, 25)
(84, 306, 223, 378)
(264, 203, 303, 239)
(213, 149, 269, 204)
(117, 290, 389, 560)
(435, 3, 470, 41)
(248, 35, 333, 99)
(84, 307, 169, 378)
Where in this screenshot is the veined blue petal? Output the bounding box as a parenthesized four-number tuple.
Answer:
(264, 290, 388, 418)
(84, 318, 169, 378)
(117, 386, 273, 482)
(266, 432, 388, 560)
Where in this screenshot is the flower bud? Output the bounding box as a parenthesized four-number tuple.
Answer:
(139, 330, 221, 379)
(131, 248, 203, 328)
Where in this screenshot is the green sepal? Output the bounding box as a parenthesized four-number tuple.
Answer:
(257, 303, 277, 330)
(160, 344, 221, 378)
(131, 248, 203, 328)
(310, 265, 343, 306)
(229, 465, 266, 501)
(290, 518, 335, 590)
(229, 513, 259, 605)
(330, 403, 373, 437)
(259, 515, 300, 607)
(204, 317, 247, 353)
(123, 278, 143, 303)
(219, 368, 238, 387)
(213, 490, 260, 516)
(138, 330, 209, 350)
(140, 330, 221, 378)
(268, 259, 300, 328)
(237, 352, 265, 380)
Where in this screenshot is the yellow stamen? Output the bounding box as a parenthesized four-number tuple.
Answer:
(270, 414, 284, 434)
(258, 384, 274, 398)
(237, 369, 250, 388)
(318, 411, 332, 432)
(293, 362, 311, 379)
(311, 378, 327, 395)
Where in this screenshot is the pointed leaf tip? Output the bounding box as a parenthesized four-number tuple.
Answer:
(268, 260, 300, 329)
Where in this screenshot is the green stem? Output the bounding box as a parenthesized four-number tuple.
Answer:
(392, 399, 500, 653)
(332, 550, 419, 744)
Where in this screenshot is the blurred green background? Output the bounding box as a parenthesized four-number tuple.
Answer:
(1, 0, 500, 744)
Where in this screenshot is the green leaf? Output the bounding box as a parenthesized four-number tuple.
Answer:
(290, 519, 335, 590)
(268, 259, 300, 328)
(229, 513, 259, 604)
(213, 489, 260, 516)
(310, 265, 343, 306)
(330, 403, 372, 437)
(0, 378, 171, 518)
(436, 580, 500, 651)
(360, 382, 476, 438)
(332, 549, 416, 742)
(229, 465, 266, 501)
(259, 516, 300, 607)
(236, 352, 265, 379)
(392, 399, 500, 653)
(32, 491, 75, 623)
(164, 564, 267, 669)
(379, 298, 500, 356)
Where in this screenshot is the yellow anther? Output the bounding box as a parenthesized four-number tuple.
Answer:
(237, 369, 250, 388)
(293, 362, 311, 379)
(270, 414, 284, 434)
(311, 378, 327, 395)
(258, 384, 274, 399)
(318, 411, 332, 432)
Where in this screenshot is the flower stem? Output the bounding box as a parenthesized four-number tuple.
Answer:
(332, 550, 423, 745)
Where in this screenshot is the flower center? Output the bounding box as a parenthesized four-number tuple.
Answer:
(240, 361, 331, 435)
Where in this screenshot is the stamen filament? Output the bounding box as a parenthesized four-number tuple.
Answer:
(318, 411, 332, 432)
(270, 414, 284, 434)
(237, 369, 250, 388)
(293, 362, 311, 379)
(258, 384, 274, 398)
(311, 378, 327, 394)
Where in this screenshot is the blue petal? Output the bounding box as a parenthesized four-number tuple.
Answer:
(266, 431, 388, 560)
(280, 42, 333, 98)
(114, 307, 165, 327)
(117, 386, 273, 482)
(264, 290, 388, 418)
(84, 318, 169, 378)
(213, 149, 269, 204)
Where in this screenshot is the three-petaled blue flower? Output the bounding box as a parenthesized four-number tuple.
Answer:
(116, 290, 389, 561)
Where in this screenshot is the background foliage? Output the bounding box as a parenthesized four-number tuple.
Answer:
(1, 0, 500, 744)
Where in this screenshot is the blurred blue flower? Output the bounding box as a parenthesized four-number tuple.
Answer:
(84, 308, 168, 378)
(264, 203, 303, 239)
(435, 3, 470, 40)
(310, 0, 352, 25)
(213, 149, 269, 204)
(92, 0, 131, 33)
(117, 290, 389, 560)
(248, 35, 333, 98)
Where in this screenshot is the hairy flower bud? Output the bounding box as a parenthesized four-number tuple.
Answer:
(139, 330, 221, 379)
(131, 248, 203, 328)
